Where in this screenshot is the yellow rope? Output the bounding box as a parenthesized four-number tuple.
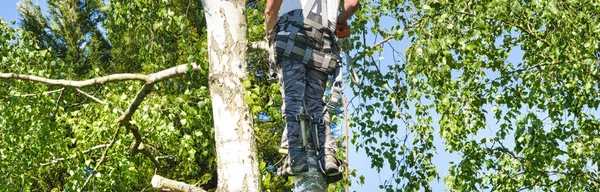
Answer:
(343, 92, 350, 191)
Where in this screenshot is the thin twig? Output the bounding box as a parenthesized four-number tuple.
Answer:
(13, 88, 65, 97)
(39, 144, 110, 166)
(51, 88, 66, 120)
(249, 41, 268, 52)
(81, 127, 121, 190)
(458, 11, 550, 45)
(76, 88, 106, 104)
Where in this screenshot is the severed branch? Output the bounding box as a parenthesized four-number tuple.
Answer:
(152, 174, 206, 192)
(0, 63, 199, 88)
(3, 63, 201, 190)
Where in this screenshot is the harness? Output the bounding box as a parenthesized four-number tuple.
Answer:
(270, 0, 340, 75)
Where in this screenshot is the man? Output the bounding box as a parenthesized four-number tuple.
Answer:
(264, 0, 359, 181)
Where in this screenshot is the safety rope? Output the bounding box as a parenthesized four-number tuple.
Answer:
(343, 91, 350, 191)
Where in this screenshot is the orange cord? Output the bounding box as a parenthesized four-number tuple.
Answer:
(343, 92, 350, 191)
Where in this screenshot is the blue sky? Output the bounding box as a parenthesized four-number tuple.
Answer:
(0, 1, 529, 191)
(0, 0, 47, 27)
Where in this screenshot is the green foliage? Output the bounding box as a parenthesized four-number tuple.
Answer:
(352, 0, 600, 191)
(1, 0, 219, 190)
(1, 0, 301, 191)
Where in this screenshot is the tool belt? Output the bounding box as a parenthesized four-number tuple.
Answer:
(269, 9, 340, 75)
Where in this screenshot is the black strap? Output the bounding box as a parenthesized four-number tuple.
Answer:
(285, 114, 312, 122)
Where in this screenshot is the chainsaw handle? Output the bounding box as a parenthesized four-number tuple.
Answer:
(335, 23, 350, 38)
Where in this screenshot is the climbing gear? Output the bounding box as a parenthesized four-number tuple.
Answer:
(277, 148, 308, 176)
(271, 0, 341, 75)
(327, 66, 343, 108)
(278, 105, 312, 177)
(317, 149, 341, 176)
(342, 92, 350, 190)
(272, 25, 339, 75)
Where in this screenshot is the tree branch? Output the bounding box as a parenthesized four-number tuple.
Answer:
(0, 63, 199, 88)
(458, 11, 551, 45)
(116, 84, 153, 124)
(3, 63, 201, 189)
(39, 144, 110, 166)
(126, 123, 160, 168)
(152, 174, 206, 192)
(76, 88, 106, 104)
(81, 127, 121, 190)
(370, 20, 419, 49)
(13, 88, 65, 97)
(249, 41, 268, 52)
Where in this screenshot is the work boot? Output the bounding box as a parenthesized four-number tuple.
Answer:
(318, 149, 341, 176)
(278, 148, 308, 176)
(326, 173, 343, 184)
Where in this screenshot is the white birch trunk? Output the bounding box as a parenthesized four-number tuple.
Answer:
(201, 1, 261, 191)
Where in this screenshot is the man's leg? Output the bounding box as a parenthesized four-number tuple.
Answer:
(304, 68, 341, 177)
(278, 58, 308, 175)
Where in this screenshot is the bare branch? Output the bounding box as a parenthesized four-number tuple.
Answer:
(39, 144, 110, 167)
(39, 158, 65, 166)
(126, 123, 160, 168)
(82, 144, 110, 154)
(249, 41, 268, 52)
(14, 88, 65, 97)
(152, 174, 206, 192)
(0, 63, 200, 88)
(76, 88, 106, 104)
(116, 84, 153, 124)
(369, 21, 418, 49)
(458, 11, 551, 45)
(82, 127, 121, 189)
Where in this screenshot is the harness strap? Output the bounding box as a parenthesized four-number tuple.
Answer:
(302, 0, 318, 19)
(320, 0, 328, 27)
(275, 37, 338, 74)
(285, 114, 313, 122)
(280, 10, 335, 33)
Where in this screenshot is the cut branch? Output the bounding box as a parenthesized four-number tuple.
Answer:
(152, 174, 206, 192)
(0, 63, 199, 88)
